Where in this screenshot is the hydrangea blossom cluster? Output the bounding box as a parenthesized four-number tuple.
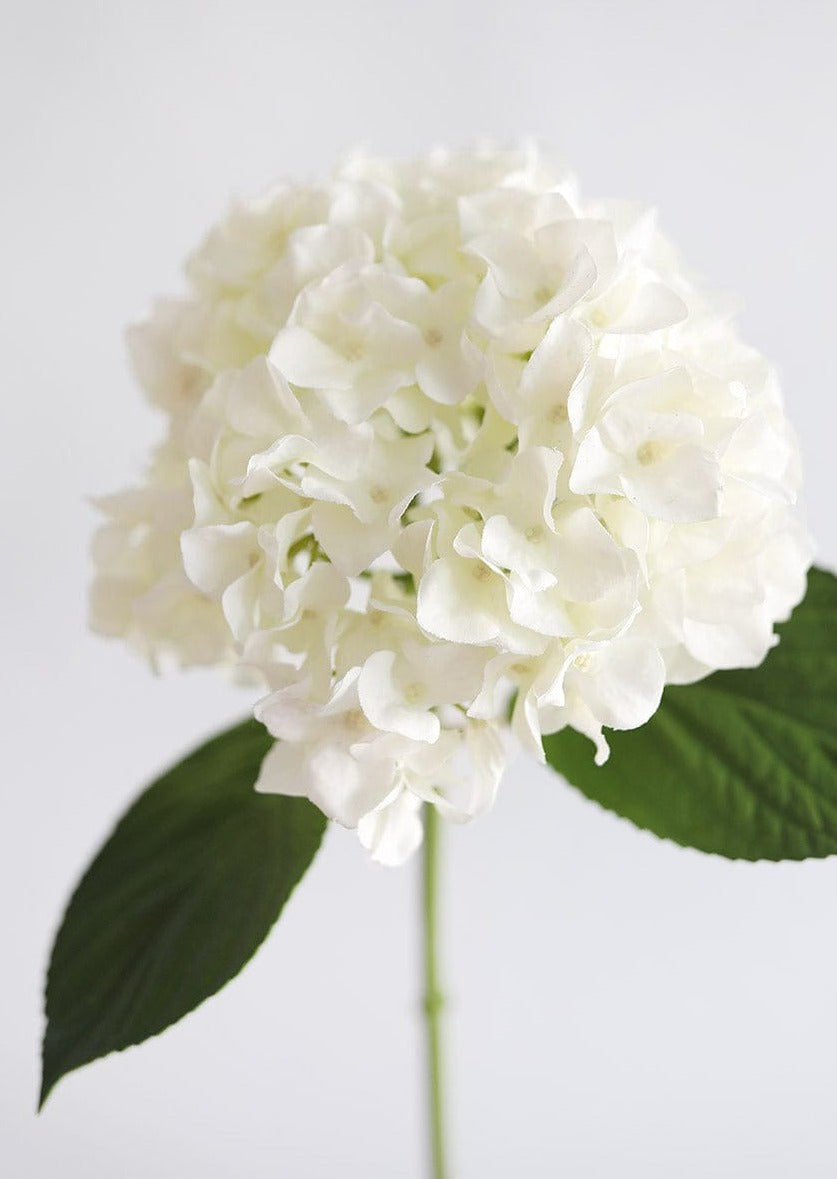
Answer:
(91, 145, 810, 864)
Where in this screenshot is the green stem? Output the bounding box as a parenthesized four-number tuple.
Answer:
(422, 803, 448, 1179)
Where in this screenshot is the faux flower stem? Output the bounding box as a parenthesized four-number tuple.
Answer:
(422, 802, 448, 1179)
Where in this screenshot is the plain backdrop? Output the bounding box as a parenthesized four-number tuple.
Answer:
(3, 1, 836, 1175)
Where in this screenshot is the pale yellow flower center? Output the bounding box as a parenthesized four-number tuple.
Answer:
(471, 561, 492, 583)
(404, 681, 426, 705)
(636, 440, 665, 467)
(342, 709, 368, 736)
(342, 341, 364, 362)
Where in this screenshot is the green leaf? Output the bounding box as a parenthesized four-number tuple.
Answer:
(544, 566, 837, 860)
(40, 718, 326, 1108)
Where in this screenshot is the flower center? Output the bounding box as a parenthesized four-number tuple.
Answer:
(471, 561, 492, 583)
(342, 709, 368, 736)
(404, 681, 426, 705)
(636, 440, 664, 467)
(424, 327, 444, 347)
(342, 340, 364, 363)
(369, 485, 389, 505)
(524, 525, 544, 543)
(548, 402, 569, 424)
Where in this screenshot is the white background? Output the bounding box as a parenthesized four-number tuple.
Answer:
(3, 1, 837, 1175)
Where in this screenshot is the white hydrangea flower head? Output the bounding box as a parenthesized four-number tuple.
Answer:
(91, 142, 811, 864)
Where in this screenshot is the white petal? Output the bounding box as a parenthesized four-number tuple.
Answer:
(569, 427, 623, 497)
(312, 502, 394, 576)
(604, 282, 688, 333)
(358, 650, 441, 743)
(181, 522, 256, 598)
(358, 790, 425, 866)
(306, 742, 398, 827)
(254, 739, 317, 800)
(622, 445, 722, 523)
(269, 325, 352, 389)
(417, 553, 510, 646)
(568, 637, 666, 732)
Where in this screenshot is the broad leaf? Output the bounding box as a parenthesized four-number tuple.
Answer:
(40, 718, 326, 1108)
(544, 566, 837, 860)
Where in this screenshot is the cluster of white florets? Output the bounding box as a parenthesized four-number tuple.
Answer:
(91, 144, 810, 864)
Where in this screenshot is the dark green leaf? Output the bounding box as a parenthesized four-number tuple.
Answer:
(544, 566, 837, 860)
(40, 718, 326, 1108)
